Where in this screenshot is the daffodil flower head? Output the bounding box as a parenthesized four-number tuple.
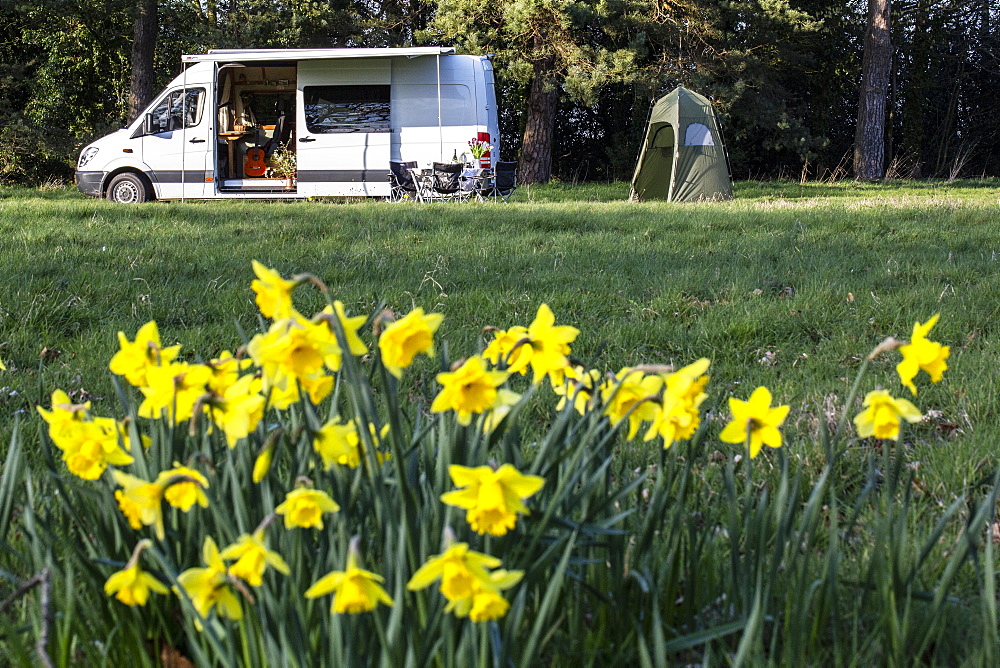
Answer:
(104, 542, 168, 607)
(48, 414, 134, 480)
(719, 386, 790, 459)
(305, 539, 393, 614)
(552, 365, 602, 415)
(251, 260, 299, 320)
(407, 541, 501, 601)
(112, 470, 166, 539)
(219, 528, 290, 587)
(109, 321, 181, 388)
(601, 368, 665, 440)
(275, 486, 340, 530)
(483, 326, 531, 374)
(447, 569, 524, 622)
(137, 362, 213, 423)
(156, 465, 210, 512)
(853, 389, 922, 441)
(525, 304, 580, 384)
(378, 307, 444, 378)
(644, 358, 711, 448)
(896, 314, 950, 395)
(207, 373, 265, 447)
(246, 316, 339, 397)
(431, 357, 511, 426)
(38, 389, 93, 453)
(318, 301, 369, 368)
(314, 417, 362, 469)
(440, 464, 545, 536)
(252, 443, 275, 483)
(176, 536, 243, 625)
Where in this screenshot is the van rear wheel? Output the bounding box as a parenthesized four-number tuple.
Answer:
(107, 173, 151, 204)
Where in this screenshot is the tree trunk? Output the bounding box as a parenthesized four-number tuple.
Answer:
(127, 0, 157, 123)
(519, 50, 559, 184)
(854, 0, 892, 179)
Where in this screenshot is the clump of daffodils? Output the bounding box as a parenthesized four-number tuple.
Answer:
(31, 260, 950, 645)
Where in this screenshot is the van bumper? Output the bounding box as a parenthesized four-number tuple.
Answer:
(76, 171, 103, 197)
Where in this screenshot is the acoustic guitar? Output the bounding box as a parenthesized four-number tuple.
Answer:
(244, 146, 267, 178)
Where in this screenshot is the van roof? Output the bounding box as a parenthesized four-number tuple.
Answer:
(181, 47, 457, 63)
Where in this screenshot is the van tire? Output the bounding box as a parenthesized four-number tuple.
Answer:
(107, 173, 151, 204)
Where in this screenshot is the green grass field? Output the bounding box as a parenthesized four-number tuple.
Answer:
(2, 179, 1000, 664)
(2, 180, 998, 463)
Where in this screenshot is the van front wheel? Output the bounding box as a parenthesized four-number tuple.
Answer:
(107, 173, 151, 204)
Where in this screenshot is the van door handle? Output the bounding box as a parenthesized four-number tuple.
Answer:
(299, 137, 316, 143)
(189, 138, 206, 143)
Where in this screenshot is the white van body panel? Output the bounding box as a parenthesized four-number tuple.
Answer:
(75, 48, 500, 201)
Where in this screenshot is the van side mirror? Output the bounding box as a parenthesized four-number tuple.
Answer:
(144, 114, 155, 135)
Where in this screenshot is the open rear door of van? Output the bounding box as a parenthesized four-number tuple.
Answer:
(296, 59, 391, 197)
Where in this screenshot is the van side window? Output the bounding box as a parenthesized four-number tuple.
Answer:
(304, 85, 391, 133)
(149, 88, 206, 134)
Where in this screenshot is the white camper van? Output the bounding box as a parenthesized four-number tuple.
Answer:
(76, 47, 499, 202)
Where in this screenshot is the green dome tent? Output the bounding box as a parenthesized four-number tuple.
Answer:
(630, 87, 733, 202)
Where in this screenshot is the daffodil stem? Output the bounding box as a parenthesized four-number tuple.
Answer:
(833, 358, 870, 445)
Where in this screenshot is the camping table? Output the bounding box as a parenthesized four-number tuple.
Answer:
(461, 167, 488, 192)
(218, 130, 252, 179)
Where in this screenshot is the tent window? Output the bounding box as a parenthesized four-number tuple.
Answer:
(684, 123, 714, 146)
(651, 126, 674, 149)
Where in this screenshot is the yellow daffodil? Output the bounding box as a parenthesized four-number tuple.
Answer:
(246, 315, 339, 398)
(853, 389, 922, 441)
(481, 390, 522, 433)
(407, 542, 501, 601)
(378, 307, 444, 378)
(601, 368, 664, 440)
(176, 537, 242, 624)
(109, 321, 181, 388)
(483, 326, 531, 374)
(0, 356, 5, 370)
(112, 470, 166, 539)
(305, 543, 393, 614)
(251, 260, 298, 320)
(644, 358, 710, 448)
(45, 411, 133, 480)
(448, 570, 523, 622)
(552, 365, 602, 415)
(104, 542, 169, 607)
(155, 465, 210, 512)
(252, 443, 275, 483)
(431, 357, 511, 426)
(897, 314, 950, 395)
(313, 418, 389, 469)
(275, 487, 340, 529)
(138, 361, 213, 423)
(524, 304, 580, 384)
(719, 386, 790, 459)
(440, 464, 545, 536)
(37, 389, 90, 442)
(319, 301, 369, 367)
(219, 529, 290, 587)
(207, 373, 265, 447)
(205, 350, 254, 396)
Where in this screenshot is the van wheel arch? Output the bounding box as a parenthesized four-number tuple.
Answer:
(105, 170, 155, 203)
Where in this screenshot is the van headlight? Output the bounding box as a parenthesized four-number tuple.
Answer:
(78, 147, 99, 169)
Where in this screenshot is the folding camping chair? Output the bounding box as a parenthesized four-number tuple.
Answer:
(474, 161, 517, 202)
(430, 162, 469, 201)
(388, 160, 419, 201)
